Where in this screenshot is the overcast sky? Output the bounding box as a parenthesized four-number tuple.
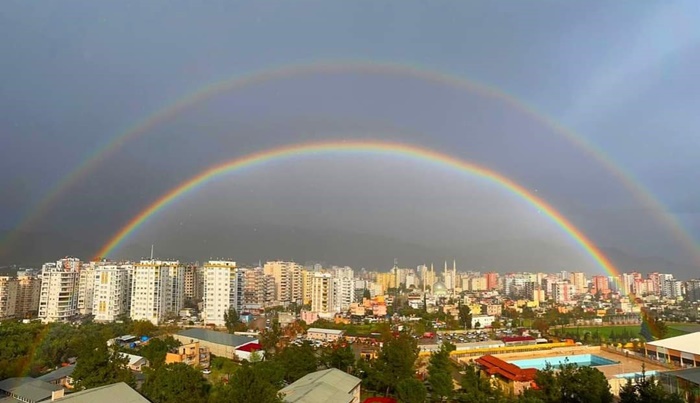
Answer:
(1, 1, 699, 276)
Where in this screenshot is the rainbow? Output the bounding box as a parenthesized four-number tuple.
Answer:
(94, 140, 619, 278)
(5, 60, 698, 266)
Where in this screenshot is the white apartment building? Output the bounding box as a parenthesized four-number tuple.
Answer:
(202, 260, 243, 326)
(38, 258, 81, 323)
(311, 272, 335, 314)
(0, 276, 18, 319)
(332, 267, 355, 312)
(264, 261, 304, 305)
(130, 260, 184, 325)
(92, 264, 133, 322)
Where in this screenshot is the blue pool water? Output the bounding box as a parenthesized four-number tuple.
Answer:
(508, 354, 619, 370)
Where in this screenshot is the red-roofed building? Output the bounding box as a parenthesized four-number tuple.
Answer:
(476, 354, 537, 395)
(235, 342, 264, 361)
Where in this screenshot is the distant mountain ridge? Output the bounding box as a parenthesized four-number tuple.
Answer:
(0, 226, 696, 277)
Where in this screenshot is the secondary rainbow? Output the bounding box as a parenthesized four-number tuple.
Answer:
(9, 60, 697, 265)
(94, 140, 619, 278)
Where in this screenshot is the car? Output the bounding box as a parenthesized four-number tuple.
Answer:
(202, 368, 212, 374)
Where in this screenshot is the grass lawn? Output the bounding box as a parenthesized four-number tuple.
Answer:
(555, 322, 693, 341)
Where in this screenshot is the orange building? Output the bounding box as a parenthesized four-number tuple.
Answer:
(165, 341, 210, 369)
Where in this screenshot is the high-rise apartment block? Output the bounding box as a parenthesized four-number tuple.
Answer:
(264, 261, 303, 305)
(92, 264, 133, 322)
(184, 264, 200, 301)
(130, 260, 184, 325)
(0, 276, 18, 319)
(15, 269, 41, 318)
(311, 272, 334, 314)
(38, 258, 81, 323)
(332, 266, 355, 312)
(202, 261, 243, 326)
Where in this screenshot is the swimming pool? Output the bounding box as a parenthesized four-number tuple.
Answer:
(507, 354, 619, 370)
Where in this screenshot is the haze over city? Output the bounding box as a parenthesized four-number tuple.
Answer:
(1, 1, 699, 277)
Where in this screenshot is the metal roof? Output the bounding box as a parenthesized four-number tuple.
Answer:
(0, 377, 62, 402)
(307, 328, 345, 335)
(36, 365, 76, 382)
(54, 382, 148, 403)
(646, 331, 700, 356)
(176, 328, 257, 347)
(661, 367, 700, 385)
(280, 369, 360, 403)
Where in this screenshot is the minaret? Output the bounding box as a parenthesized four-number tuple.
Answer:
(453, 259, 457, 297)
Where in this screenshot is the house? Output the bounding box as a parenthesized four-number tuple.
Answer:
(307, 328, 345, 342)
(35, 365, 76, 389)
(165, 341, 210, 368)
(279, 368, 361, 403)
(173, 328, 260, 361)
(53, 381, 148, 402)
(118, 353, 149, 372)
(0, 377, 64, 402)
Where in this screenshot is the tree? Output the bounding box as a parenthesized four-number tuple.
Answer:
(491, 319, 503, 330)
(533, 318, 549, 335)
(224, 308, 247, 333)
(210, 362, 283, 403)
(141, 363, 209, 403)
(396, 378, 427, 403)
(72, 338, 134, 390)
(619, 366, 684, 403)
(458, 305, 472, 329)
(136, 336, 181, 369)
(458, 363, 506, 403)
(320, 342, 355, 372)
(260, 321, 281, 357)
(523, 363, 612, 403)
(276, 341, 318, 383)
(428, 342, 455, 401)
(130, 320, 158, 338)
(374, 332, 420, 396)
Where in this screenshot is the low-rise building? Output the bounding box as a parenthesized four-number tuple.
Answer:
(35, 364, 76, 390)
(475, 354, 536, 395)
(471, 314, 496, 329)
(173, 328, 260, 361)
(659, 367, 700, 402)
(53, 381, 149, 402)
(0, 377, 64, 402)
(307, 328, 345, 342)
(119, 353, 149, 372)
(165, 341, 210, 369)
(279, 368, 361, 403)
(644, 331, 700, 367)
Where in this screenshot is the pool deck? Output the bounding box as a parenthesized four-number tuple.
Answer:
(461, 345, 669, 379)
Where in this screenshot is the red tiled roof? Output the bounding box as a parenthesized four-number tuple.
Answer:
(475, 354, 537, 382)
(236, 342, 262, 352)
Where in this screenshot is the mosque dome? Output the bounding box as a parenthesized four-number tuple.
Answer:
(433, 281, 448, 296)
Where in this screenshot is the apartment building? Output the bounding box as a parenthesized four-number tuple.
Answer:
(38, 258, 81, 323)
(183, 264, 200, 301)
(332, 267, 355, 312)
(15, 269, 41, 318)
(77, 264, 95, 315)
(311, 272, 335, 314)
(130, 260, 184, 325)
(202, 260, 243, 326)
(264, 261, 303, 305)
(92, 264, 132, 322)
(0, 276, 18, 319)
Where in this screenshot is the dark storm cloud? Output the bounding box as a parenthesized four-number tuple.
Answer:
(1, 1, 699, 277)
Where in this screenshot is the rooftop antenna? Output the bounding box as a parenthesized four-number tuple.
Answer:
(150, 244, 154, 260)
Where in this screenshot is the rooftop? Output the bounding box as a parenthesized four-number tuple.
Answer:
(280, 368, 360, 403)
(0, 377, 62, 402)
(646, 331, 700, 356)
(118, 353, 147, 367)
(476, 355, 537, 382)
(307, 328, 345, 335)
(236, 342, 262, 352)
(660, 367, 700, 385)
(54, 382, 148, 403)
(36, 365, 76, 383)
(176, 328, 257, 348)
